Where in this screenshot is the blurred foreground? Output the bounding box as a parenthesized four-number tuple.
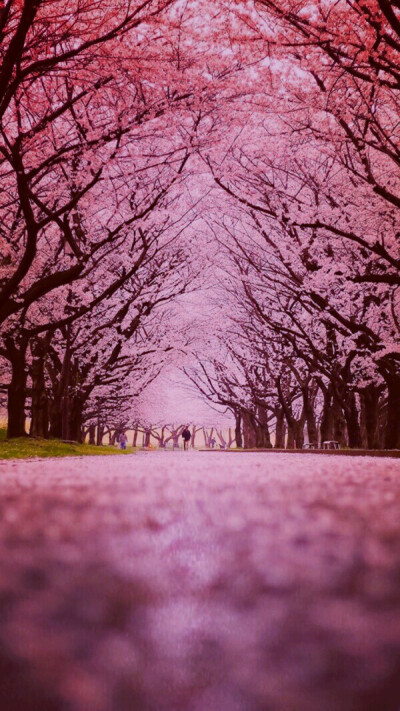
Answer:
(0, 452, 399, 711)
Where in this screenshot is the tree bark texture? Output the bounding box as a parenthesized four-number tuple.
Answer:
(242, 411, 257, 448)
(360, 385, 382, 449)
(274, 408, 286, 448)
(30, 338, 49, 438)
(6, 338, 28, 438)
(235, 412, 243, 448)
(384, 373, 400, 449)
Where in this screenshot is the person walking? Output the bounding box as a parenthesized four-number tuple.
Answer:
(120, 432, 127, 450)
(182, 426, 191, 451)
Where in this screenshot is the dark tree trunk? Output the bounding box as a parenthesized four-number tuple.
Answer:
(30, 339, 49, 439)
(6, 338, 28, 438)
(274, 408, 285, 448)
(68, 397, 83, 442)
(284, 412, 304, 449)
(88, 424, 96, 445)
(277, 378, 304, 448)
(144, 427, 151, 447)
(320, 382, 347, 446)
(377, 404, 387, 450)
(320, 387, 334, 444)
(262, 420, 272, 448)
(234, 411, 243, 448)
(361, 385, 381, 449)
(132, 426, 139, 448)
(242, 412, 256, 448)
(360, 394, 368, 449)
(30, 382, 49, 438)
(7, 374, 27, 438)
(286, 423, 295, 449)
(384, 373, 400, 449)
(49, 397, 62, 439)
(343, 391, 362, 448)
(330, 392, 347, 447)
(60, 326, 74, 441)
(302, 385, 317, 445)
(96, 422, 105, 446)
(255, 406, 272, 448)
(294, 413, 305, 449)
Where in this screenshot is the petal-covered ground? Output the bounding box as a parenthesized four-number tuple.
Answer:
(0, 452, 399, 711)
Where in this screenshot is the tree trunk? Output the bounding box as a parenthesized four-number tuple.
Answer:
(274, 408, 285, 448)
(332, 395, 347, 447)
(255, 406, 272, 448)
(7, 372, 27, 438)
(286, 423, 295, 449)
(256, 422, 272, 448)
(361, 385, 381, 449)
(48, 396, 62, 439)
(88, 424, 96, 445)
(294, 414, 305, 449)
(284, 412, 304, 449)
(302, 385, 317, 445)
(384, 373, 400, 449)
(30, 341, 49, 439)
(234, 412, 243, 448)
(360, 393, 368, 449)
(158, 426, 166, 448)
(320, 387, 334, 444)
(96, 422, 105, 446)
(132, 426, 139, 448)
(343, 391, 362, 448)
(377, 403, 387, 450)
(144, 427, 151, 447)
(242, 411, 256, 448)
(276, 378, 303, 448)
(61, 390, 71, 440)
(69, 398, 83, 442)
(333, 408, 347, 447)
(6, 339, 28, 438)
(227, 428, 235, 448)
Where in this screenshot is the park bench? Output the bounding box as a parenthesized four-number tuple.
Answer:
(322, 441, 340, 450)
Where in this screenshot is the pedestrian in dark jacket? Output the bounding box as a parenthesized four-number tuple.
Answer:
(182, 427, 191, 451)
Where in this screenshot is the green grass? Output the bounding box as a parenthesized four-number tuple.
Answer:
(0, 428, 136, 459)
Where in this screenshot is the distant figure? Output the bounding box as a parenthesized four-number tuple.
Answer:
(209, 437, 216, 449)
(182, 427, 191, 451)
(120, 433, 127, 450)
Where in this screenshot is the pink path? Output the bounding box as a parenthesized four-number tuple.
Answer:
(0, 452, 399, 711)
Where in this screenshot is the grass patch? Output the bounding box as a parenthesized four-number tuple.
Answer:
(0, 429, 135, 460)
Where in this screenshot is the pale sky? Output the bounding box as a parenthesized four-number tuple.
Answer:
(136, 365, 233, 427)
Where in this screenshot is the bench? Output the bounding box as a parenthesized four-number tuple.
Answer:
(322, 441, 340, 450)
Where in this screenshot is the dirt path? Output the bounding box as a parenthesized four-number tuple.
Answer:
(0, 452, 399, 711)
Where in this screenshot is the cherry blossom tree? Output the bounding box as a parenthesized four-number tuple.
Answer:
(223, 0, 400, 447)
(1, 0, 398, 449)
